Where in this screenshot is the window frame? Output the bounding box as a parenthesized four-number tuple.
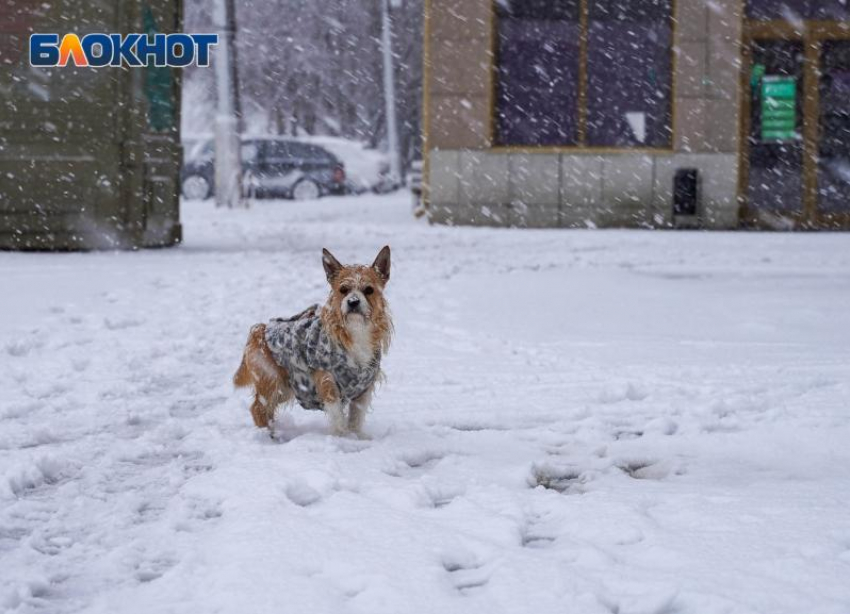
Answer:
(489, 0, 678, 153)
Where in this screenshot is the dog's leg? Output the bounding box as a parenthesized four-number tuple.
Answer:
(250, 393, 271, 429)
(325, 401, 347, 436)
(312, 370, 346, 436)
(348, 385, 373, 436)
(236, 324, 293, 433)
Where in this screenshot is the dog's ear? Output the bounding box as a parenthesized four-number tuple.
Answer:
(372, 245, 391, 283)
(322, 248, 343, 283)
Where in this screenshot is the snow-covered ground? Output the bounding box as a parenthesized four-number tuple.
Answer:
(2, 193, 849, 614)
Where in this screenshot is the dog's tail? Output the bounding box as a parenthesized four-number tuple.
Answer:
(233, 324, 266, 388)
(233, 357, 251, 388)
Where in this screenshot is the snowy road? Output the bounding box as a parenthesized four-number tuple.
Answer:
(2, 193, 850, 614)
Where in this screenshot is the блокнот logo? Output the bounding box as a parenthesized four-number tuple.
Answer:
(30, 33, 218, 68)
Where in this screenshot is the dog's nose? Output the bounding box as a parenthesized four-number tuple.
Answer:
(347, 296, 361, 310)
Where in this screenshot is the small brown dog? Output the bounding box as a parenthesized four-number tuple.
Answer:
(234, 247, 392, 436)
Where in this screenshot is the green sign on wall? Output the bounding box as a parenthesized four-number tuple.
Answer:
(143, 6, 175, 132)
(761, 75, 797, 142)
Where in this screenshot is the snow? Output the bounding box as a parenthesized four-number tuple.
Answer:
(1, 193, 850, 614)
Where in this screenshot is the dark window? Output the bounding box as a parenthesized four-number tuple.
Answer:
(286, 142, 313, 158)
(817, 40, 850, 213)
(495, 0, 582, 146)
(302, 144, 337, 163)
(264, 141, 336, 164)
(494, 0, 673, 149)
(586, 0, 673, 147)
(745, 0, 850, 20)
(265, 141, 292, 160)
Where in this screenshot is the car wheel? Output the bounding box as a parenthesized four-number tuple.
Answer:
(182, 175, 211, 200)
(292, 179, 321, 201)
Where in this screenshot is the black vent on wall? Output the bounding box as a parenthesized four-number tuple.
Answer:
(673, 168, 700, 216)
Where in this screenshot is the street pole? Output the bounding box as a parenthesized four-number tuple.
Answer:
(213, 0, 244, 208)
(381, 0, 401, 186)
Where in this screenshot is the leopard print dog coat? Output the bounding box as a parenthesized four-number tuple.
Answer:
(264, 304, 381, 410)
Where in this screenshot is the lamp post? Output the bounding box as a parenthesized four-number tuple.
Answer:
(213, 0, 244, 208)
(381, 0, 402, 186)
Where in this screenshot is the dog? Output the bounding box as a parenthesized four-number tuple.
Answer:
(233, 246, 392, 436)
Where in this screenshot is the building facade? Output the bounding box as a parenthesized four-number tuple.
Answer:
(422, 0, 850, 230)
(0, 0, 183, 250)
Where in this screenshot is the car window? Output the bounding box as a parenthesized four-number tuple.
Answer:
(308, 145, 336, 163)
(263, 141, 291, 159)
(241, 141, 259, 163)
(257, 140, 336, 163)
(290, 143, 335, 162)
(285, 142, 312, 158)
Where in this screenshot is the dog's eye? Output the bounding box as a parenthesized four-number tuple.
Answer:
(364, 286, 374, 296)
(339, 286, 350, 296)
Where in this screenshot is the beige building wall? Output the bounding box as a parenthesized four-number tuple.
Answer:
(424, 0, 744, 229)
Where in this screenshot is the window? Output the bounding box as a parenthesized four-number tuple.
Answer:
(264, 141, 293, 161)
(745, 0, 850, 21)
(587, 0, 673, 147)
(303, 144, 337, 163)
(495, 0, 582, 146)
(494, 0, 674, 149)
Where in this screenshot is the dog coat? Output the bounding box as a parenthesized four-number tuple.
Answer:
(265, 304, 381, 410)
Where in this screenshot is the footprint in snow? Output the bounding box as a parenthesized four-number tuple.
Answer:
(617, 458, 684, 480)
(284, 478, 337, 507)
(383, 449, 446, 478)
(520, 511, 557, 549)
(104, 316, 145, 331)
(529, 462, 591, 494)
(420, 485, 464, 509)
(172, 497, 223, 531)
(612, 428, 645, 440)
(134, 554, 177, 583)
(28, 530, 74, 557)
(5, 333, 45, 357)
(441, 554, 490, 593)
(446, 421, 510, 433)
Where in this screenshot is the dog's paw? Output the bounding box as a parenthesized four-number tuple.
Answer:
(334, 429, 370, 441)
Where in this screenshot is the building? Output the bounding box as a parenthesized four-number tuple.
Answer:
(422, 0, 850, 230)
(0, 0, 183, 250)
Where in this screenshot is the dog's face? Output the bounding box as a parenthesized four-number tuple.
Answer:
(322, 246, 391, 325)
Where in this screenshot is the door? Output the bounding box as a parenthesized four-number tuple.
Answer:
(742, 26, 850, 230)
(259, 140, 301, 196)
(744, 39, 805, 226)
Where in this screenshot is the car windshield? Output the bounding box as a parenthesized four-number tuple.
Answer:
(187, 139, 335, 164)
(241, 142, 259, 162)
(265, 140, 336, 163)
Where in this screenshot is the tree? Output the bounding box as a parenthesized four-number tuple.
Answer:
(183, 0, 423, 171)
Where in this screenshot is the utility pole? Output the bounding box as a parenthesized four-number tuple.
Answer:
(381, 0, 401, 186)
(213, 0, 244, 208)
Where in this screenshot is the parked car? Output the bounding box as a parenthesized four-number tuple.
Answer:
(408, 159, 425, 217)
(181, 138, 346, 201)
(408, 159, 423, 198)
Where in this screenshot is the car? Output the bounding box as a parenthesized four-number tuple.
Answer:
(181, 138, 347, 201)
(407, 159, 425, 217)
